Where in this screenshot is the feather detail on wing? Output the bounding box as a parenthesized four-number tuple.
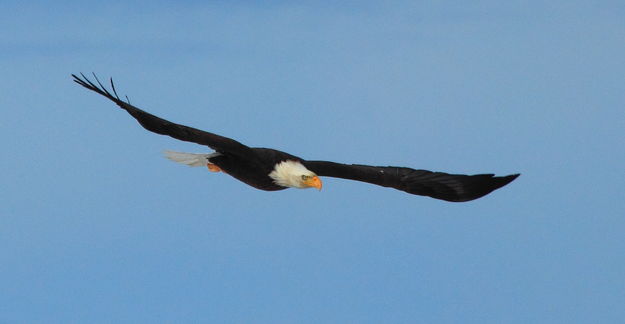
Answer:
(72, 73, 254, 158)
(303, 161, 519, 202)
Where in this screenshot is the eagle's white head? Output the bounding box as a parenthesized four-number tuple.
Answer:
(268, 160, 322, 190)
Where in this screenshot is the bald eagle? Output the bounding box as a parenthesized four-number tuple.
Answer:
(73, 74, 518, 202)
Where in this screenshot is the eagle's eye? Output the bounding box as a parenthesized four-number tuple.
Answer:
(301, 175, 309, 180)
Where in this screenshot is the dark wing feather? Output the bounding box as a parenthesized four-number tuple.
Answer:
(72, 73, 253, 158)
(303, 161, 519, 202)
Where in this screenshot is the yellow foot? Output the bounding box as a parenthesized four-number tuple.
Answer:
(207, 163, 221, 172)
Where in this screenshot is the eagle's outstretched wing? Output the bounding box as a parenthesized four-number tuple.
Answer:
(72, 73, 253, 158)
(303, 161, 519, 202)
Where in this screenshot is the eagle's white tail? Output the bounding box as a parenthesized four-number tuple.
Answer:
(163, 150, 219, 167)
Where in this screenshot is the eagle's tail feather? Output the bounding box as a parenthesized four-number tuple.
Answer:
(163, 150, 219, 167)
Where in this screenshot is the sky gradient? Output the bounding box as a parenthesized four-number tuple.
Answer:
(2, 1, 624, 323)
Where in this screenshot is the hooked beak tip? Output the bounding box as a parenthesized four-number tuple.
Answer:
(312, 176, 322, 191)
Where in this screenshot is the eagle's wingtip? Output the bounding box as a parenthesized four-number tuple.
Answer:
(507, 173, 521, 181)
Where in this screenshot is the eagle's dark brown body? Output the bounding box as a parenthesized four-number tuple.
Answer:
(209, 148, 301, 191)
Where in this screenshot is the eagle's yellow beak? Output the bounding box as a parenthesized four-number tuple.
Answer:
(304, 175, 323, 190)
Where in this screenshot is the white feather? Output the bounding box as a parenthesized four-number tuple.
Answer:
(163, 150, 220, 167)
(269, 160, 316, 188)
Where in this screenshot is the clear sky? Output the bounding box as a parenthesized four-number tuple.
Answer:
(2, 1, 624, 323)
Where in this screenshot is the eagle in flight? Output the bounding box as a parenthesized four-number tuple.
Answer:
(73, 73, 519, 202)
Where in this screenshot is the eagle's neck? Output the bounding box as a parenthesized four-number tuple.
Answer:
(268, 160, 312, 188)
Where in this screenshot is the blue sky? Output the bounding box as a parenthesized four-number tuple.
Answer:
(1, 1, 624, 323)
